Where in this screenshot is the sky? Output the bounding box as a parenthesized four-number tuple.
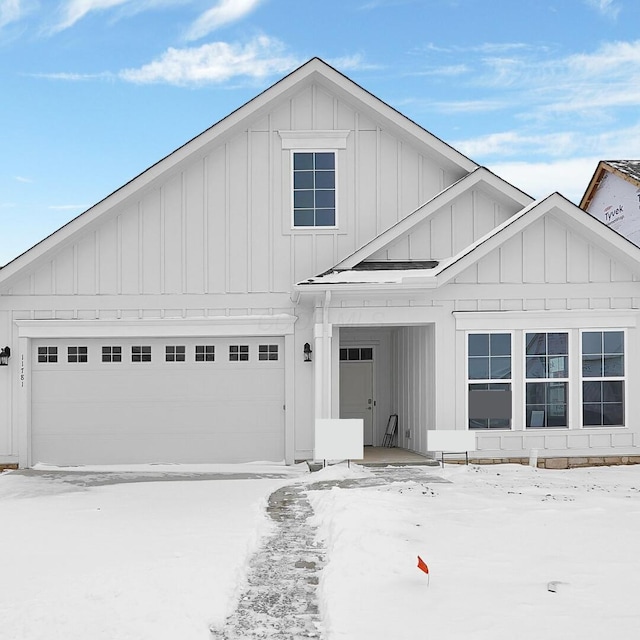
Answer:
(1, 0, 640, 266)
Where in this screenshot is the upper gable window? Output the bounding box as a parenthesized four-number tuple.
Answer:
(293, 152, 336, 227)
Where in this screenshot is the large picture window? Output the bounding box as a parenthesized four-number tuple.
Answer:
(293, 152, 335, 227)
(468, 333, 511, 429)
(582, 331, 624, 426)
(525, 332, 569, 428)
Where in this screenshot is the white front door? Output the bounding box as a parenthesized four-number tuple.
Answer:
(340, 360, 374, 445)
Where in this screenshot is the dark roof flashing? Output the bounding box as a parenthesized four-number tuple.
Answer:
(343, 260, 439, 271)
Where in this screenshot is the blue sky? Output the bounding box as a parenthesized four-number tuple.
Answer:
(1, 0, 639, 265)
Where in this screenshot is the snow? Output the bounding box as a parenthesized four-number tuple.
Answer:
(0, 464, 306, 640)
(308, 463, 640, 640)
(1, 461, 640, 639)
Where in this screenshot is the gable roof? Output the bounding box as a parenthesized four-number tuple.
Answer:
(331, 166, 533, 271)
(581, 160, 640, 210)
(297, 192, 640, 292)
(0, 57, 477, 284)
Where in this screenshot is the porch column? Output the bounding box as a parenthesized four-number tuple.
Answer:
(314, 322, 333, 419)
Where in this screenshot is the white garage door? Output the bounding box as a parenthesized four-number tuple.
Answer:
(31, 337, 285, 465)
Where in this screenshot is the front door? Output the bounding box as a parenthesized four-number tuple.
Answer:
(340, 354, 374, 446)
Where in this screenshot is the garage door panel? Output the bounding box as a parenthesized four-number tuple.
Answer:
(33, 431, 284, 465)
(33, 401, 284, 435)
(33, 369, 283, 403)
(31, 337, 285, 465)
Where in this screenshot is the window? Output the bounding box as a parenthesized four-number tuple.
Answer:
(195, 345, 215, 362)
(293, 152, 335, 227)
(582, 331, 624, 426)
(132, 346, 151, 362)
(468, 333, 511, 429)
(229, 345, 249, 362)
(68, 346, 88, 363)
(102, 346, 122, 363)
(166, 346, 185, 362)
(37, 346, 57, 363)
(339, 347, 373, 361)
(525, 333, 568, 428)
(258, 344, 279, 361)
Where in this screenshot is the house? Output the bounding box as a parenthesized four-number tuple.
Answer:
(1, 58, 639, 469)
(580, 160, 640, 248)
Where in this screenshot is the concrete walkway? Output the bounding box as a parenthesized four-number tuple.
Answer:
(210, 466, 449, 639)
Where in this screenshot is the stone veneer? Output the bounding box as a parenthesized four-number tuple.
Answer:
(448, 456, 640, 469)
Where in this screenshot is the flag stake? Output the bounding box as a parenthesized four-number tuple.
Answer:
(417, 555, 430, 587)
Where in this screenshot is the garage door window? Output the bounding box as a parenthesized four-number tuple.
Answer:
(195, 345, 215, 362)
(229, 345, 249, 361)
(68, 346, 88, 363)
(38, 346, 58, 363)
(132, 346, 151, 362)
(259, 345, 279, 361)
(166, 346, 186, 362)
(102, 346, 122, 363)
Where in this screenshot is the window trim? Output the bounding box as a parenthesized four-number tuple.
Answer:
(102, 346, 122, 363)
(579, 329, 626, 428)
(258, 344, 279, 361)
(524, 332, 570, 430)
(37, 346, 58, 363)
(165, 345, 186, 362)
(229, 344, 249, 362)
(290, 149, 338, 229)
(466, 331, 513, 431)
(195, 345, 215, 362)
(131, 345, 152, 363)
(67, 346, 88, 364)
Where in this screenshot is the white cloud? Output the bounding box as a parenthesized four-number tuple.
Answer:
(457, 123, 640, 163)
(14, 175, 33, 183)
(585, 0, 620, 19)
(119, 35, 298, 85)
(30, 70, 114, 80)
(488, 157, 601, 203)
(185, 0, 263, 41)
(326, 54, 381, 72)
(455, 131, 578, 159)
(50, 0, 132, 32)
(0, 0, 23, 28)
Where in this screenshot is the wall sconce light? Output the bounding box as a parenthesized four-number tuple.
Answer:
(0, 346, 10, 366)
(303, 342, 312, 362)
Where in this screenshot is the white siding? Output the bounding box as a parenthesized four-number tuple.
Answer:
(369, 187, 516, 262)
(0, 81, 466, 300)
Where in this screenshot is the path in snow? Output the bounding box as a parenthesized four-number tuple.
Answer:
(210, 466, 449, 639)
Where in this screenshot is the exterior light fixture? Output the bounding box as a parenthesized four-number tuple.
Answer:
(303, 342, 312, 362)
(0, 346, 10, 366)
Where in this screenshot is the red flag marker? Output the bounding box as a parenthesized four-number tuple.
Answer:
(417, 556, 429, 575)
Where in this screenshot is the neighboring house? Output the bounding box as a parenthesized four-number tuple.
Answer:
(1, 58, 639, 469)
(581, 160, 640, 247)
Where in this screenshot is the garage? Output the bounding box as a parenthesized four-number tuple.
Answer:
(30, 336, 285, 465)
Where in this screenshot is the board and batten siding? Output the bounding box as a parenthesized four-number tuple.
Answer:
(369, 188, 515, 262)
(449, 213, 640, 312)
(391, 325, 435, 456)
(0, 82, 464, 301)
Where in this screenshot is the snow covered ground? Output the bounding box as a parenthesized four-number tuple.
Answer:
(1, 461, 639, 640)
(308, 463, 640, 640)
(0, 463, 306, 640)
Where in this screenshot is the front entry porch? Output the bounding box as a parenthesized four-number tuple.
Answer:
(356, 446, 439, 467)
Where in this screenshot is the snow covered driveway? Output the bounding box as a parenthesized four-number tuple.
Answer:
(0, 463, 305, 640)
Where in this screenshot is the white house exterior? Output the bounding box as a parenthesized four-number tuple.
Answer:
(1, 58, 640, 469)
